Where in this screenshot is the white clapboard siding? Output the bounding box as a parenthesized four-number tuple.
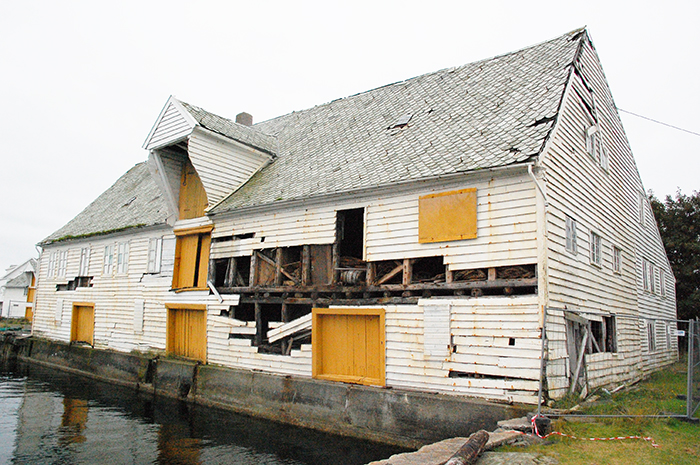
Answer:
(213, 172, 537, 273)
(32, 228, 175, 352)
(542, 39, 677, 398)
(145, 99, 195, 150)
(188, 127, 271, 207)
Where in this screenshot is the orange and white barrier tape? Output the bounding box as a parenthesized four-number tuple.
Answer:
(530, 415, 660, 448)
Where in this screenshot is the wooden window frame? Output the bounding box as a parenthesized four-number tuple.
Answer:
(612, 246, 622, 274)
(57, 250, 68, 277)
(79, 247, 91, 276)
(589, 231, 602, 267)
(147, 237, 163, 274)
(565, 215, 578, 254)
(103, 244, 114, 275)
(172, 225, 213, 291)
(116, 242, 129, 275)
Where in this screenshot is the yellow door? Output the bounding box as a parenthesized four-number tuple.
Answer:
(312, 308, 385, 386)
(25, 275, 36, 322)
(167, 305, 207, 362)
(71, 304, 95, 345)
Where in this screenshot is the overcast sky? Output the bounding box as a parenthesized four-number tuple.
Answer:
(1, 0, 698, 271)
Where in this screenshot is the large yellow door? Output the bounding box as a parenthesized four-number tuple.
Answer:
(312, 308, 385, 386)
(71, 304, 95, 345)
(167, 305, 207, 362)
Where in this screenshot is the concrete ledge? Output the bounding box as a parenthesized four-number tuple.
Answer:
(5, 337, 528, 448)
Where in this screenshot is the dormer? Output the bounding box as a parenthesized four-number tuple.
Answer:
(143, 97, 276, 291)
(143, 96, 276, 223)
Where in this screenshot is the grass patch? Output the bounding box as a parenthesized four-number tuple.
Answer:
(0, 318, 30, 330)
(499, 358, 699, 464)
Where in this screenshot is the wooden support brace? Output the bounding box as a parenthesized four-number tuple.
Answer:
(446, 269, 454, 283)
(254, 301, 263, 347)
(224, 257, 236, 288)
(376, 262, 403, 286)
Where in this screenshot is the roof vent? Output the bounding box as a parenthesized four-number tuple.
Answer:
(389, 114, 412, 129)
(236, 112, 253, 126)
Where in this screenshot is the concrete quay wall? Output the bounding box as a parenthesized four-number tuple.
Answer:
(3, 336, 527, 448)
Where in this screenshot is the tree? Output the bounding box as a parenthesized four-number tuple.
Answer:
(649, 190, 700, 321)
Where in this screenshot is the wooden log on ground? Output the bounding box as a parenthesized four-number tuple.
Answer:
(443, 430, 489, 465)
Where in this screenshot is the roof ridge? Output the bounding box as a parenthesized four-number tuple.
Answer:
(254, 27, 587, 130)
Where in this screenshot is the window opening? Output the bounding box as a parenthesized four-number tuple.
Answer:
(647, 321, 656, 352)
(337, 208, 364, 259)
(590, 231, 601, 266)
(565, 216, 578, 254)
(590, 316, 617, 353)
(612, 246, 622, 273)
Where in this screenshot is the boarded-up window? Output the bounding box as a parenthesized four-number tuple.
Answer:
(173, 226, 212, 290)
(179, 159, 208, 220)
(71, 303, 95, 345)
(312, 308, 385, 387)
(419, 188, 477, 243)
(423, 303, 452, 359)
(166, 304, 207, 362)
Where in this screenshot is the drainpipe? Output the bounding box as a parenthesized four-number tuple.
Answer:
(528, 163, 549, 414)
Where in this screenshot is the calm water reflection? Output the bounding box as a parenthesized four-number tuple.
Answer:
(0, 361, 407, 465)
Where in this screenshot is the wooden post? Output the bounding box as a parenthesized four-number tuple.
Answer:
(332, 242, 340, 284)
(301, 245, 310, 286)
(249, 252, 257, 286)
(208, 257, 216, 286)
(254, 301, 263, 347)
(402, 259, 413, 285)
(488, 267, 497, 281)
(444, 430, 489, 465)
(275, 248, 283, 286)
(366, 261, 375, 286)
(446, 269, 454, 283)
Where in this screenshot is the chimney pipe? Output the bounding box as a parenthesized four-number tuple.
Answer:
(236, 112, 253, 126)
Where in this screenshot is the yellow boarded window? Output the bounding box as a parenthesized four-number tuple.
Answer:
(418, 188, 477, 243)
(173, 226, 212, 290)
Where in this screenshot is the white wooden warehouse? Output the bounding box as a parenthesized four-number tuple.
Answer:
(32, 28, 677, 404)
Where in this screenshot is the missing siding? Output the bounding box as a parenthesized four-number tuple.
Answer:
(56, 276, 93, 291)
(449, 370, 512, 381)
(337, 208, 364, 259)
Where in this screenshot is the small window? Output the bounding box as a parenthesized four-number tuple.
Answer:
(642, 258, 652, 293)
(647, 321, 656, 352)
(589, 231, 601, 266)
(79, 247, 91, 276)
(103, 245, 114, 275)
(639, 192, 646, 227)
(612, 246, 622, 274)
(586, 126, 608, 171)
(565, 215, 578, 254)
(147, 237, 163, 274)
(47, 251, 58, 277)
(57, 250, 68, 277)
(117, 242, 129, 274)
(659, 269, 666, 297)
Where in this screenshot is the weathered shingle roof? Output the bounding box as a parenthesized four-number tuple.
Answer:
(41, 163, 169, 244)
(210, 28, 584, 213)
(179, 101, 278, 156)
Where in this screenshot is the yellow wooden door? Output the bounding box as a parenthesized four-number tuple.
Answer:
(167, 306, 207, 362)
(312, 308, 385, 386)
(25, 275, 36, 322)
(71, 304, 94, 345)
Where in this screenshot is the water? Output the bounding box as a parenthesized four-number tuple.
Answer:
(0, 361, 407, 465)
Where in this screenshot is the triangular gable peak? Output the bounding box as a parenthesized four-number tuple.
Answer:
(144, 96, 276, 218)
